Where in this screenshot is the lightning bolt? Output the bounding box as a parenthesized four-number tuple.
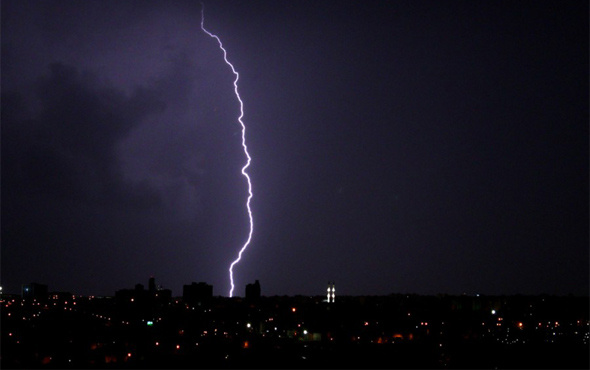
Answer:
(200, 3, 254, 298)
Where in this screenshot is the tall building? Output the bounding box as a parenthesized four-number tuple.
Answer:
(245, 280, 261, 300)
(327, 281, 335, 303)
(149, 276, 171, 302)
(149, 276, 156, 293)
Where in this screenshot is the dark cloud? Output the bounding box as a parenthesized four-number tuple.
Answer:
(1, 0, 255, 296)
(1, 57, 238, 295)
(3, 62, 164, 206)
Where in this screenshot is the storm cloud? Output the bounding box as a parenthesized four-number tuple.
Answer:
(2, 0, 250, 295)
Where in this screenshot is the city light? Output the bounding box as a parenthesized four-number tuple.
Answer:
(4, 280, 588, 367)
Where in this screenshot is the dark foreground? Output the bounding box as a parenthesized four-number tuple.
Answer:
(2, 293, 588, 368)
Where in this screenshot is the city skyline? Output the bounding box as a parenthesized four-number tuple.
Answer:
(5, 285, 588, 368)
(2, 0, 588, 297)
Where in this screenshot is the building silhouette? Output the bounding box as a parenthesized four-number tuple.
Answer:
(116, 282, 148, 305)
(183, 282, 213, 305)
(22, 282, 48, 301)
(245, 280, 261, 300)
(150, 276, 171, 302)
(149, 276, 156, 293)
(115, 277, 171, 310)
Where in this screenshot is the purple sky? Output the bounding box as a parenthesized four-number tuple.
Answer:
(2, 0, 588, 297)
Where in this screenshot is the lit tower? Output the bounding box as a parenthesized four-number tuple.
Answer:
(327, 281, 335, 303)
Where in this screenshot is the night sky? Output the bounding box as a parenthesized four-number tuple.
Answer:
(2, 0, 588, 297)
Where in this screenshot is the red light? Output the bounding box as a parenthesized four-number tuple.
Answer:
(176, 345, 180, 349)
